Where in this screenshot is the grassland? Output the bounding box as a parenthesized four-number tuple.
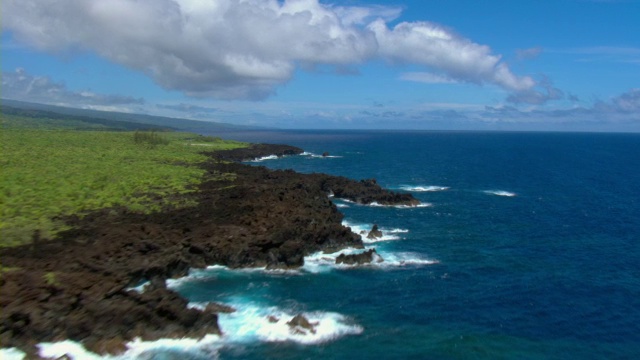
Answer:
(1, 115, 246, 247)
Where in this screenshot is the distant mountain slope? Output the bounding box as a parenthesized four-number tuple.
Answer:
(1, 99, 266, 133)
(1, 104, 174, 131)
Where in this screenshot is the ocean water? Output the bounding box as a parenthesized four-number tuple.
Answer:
(10, 131, 640, 359)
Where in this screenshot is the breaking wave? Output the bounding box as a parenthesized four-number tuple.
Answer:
(248, 155, 279, 162)
(214, 301, 362, 345)
(484, 190, 517, 197)
(301, 152, 342, 158)
(34, 335, 223, 360)
(369, 202, 432, 208)
(302, 248, 438, 273)
(342, 221, 405, 243)
(0, 348, 27, 360)
(399, 185, 449, 192)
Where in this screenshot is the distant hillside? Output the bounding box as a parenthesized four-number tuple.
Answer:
(1, 104, 174, 131)
(1, 99, 265, 133)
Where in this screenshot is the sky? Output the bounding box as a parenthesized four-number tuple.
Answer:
(2, 0, 639, 131)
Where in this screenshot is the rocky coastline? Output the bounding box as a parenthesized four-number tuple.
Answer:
(0, 143, 420, 357)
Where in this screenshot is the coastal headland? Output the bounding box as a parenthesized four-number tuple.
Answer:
(0, 142, 419, 357)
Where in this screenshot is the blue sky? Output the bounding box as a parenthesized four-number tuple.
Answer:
(2, 0, 639, 131)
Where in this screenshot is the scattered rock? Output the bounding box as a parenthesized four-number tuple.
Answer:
(287, 314, 318, 335)
(322, 152, 329, 157)
(367, 224, 383, 239)
(335, 249, 383, 265)
(214, 143, 304, 162)
(267, 315, 279, 323)
(205, 303, 236, 314)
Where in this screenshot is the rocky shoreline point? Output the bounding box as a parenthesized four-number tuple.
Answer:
(0, 143, 420, 357)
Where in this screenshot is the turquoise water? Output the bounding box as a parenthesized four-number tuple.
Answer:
(90, 131, 640, 359)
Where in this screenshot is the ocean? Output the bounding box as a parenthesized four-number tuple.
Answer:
(29, 131, 640, 359)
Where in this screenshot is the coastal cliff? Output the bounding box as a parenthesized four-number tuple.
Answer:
(0, 144, 419, 356)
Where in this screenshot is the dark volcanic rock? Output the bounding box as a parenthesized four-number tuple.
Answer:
(0, 145, 416, 355)
(287, 314, 318, 335)
(321, 176, 420, 206)
(214, 143, 303, 162)
(335, 249, 383, 265)
(367, 224, 383, 239)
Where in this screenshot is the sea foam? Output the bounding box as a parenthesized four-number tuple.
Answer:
(248, 155, 279, 162)
(0, 348, 26, 360)
(484, 190, 517, 197)
(216, 302, 363, 345)
(301, 151, 342, 158)
(35, 335, 223, 360)
(342, 221, 406, 244)
(29, 301, 363, 359)
(369, 201, 432, 208)
(399, 185, 450, 192)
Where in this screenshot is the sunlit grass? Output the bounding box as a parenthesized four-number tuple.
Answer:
(0, 127, 246, 247)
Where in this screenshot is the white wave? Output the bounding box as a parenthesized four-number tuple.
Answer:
(484, 190, 517, 197)
(302, 247, 365, 273)
(302, 247, 438, 272)
(125, 281, 150, 294)
(300, 152, 342, 158)
(217, 303, 362, 345)
(399, 185, 449, 192)
(334, 198, 430, 208)
(29, 303, 363, 359)
(165, 265, 229, 289)
(342, 221, 407, 244)
(38, 341, 106, 360)
(369, 202, 432, 208)
(31, 300, 361, 359)
(124, 335, 222, 358)
(37, 335, 222, 360)
(387, 228, 410, 233)
(362, 235, 399, 244)
(248, 155, 279, 162)
(376, 252, 440, 268)
(0, 348, 26, 360)
(166, 266, 303, 291)
(335, 203, 350, 208)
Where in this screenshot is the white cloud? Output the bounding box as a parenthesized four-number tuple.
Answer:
(596, 88, 640, 112)
(516, 47, 543, 60)
(1, 68, 144, 106)
(3, 0, 535, 100)
(506, 77, 564, 105)
(368, 19, 535, 91)
(399, 72, 457, 84)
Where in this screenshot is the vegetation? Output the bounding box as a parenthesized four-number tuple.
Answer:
(1, 124, 246, 247)
(43, 272, 59, 286)
(133, 130, 171, 146)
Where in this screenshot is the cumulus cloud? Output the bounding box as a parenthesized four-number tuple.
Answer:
(3, 0, 535, 100)
(1, 68, 144, 106)
(368, 20, 535, 91)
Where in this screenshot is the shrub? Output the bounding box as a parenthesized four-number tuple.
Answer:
(133, 131, 170, 146)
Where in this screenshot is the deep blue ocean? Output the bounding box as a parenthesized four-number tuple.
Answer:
(28, 131, 640, 360)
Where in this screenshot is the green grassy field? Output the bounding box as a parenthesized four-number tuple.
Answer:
(1, 121, 246, 247)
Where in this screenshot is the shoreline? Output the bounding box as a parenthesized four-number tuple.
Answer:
(0, 143, 420, 357)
